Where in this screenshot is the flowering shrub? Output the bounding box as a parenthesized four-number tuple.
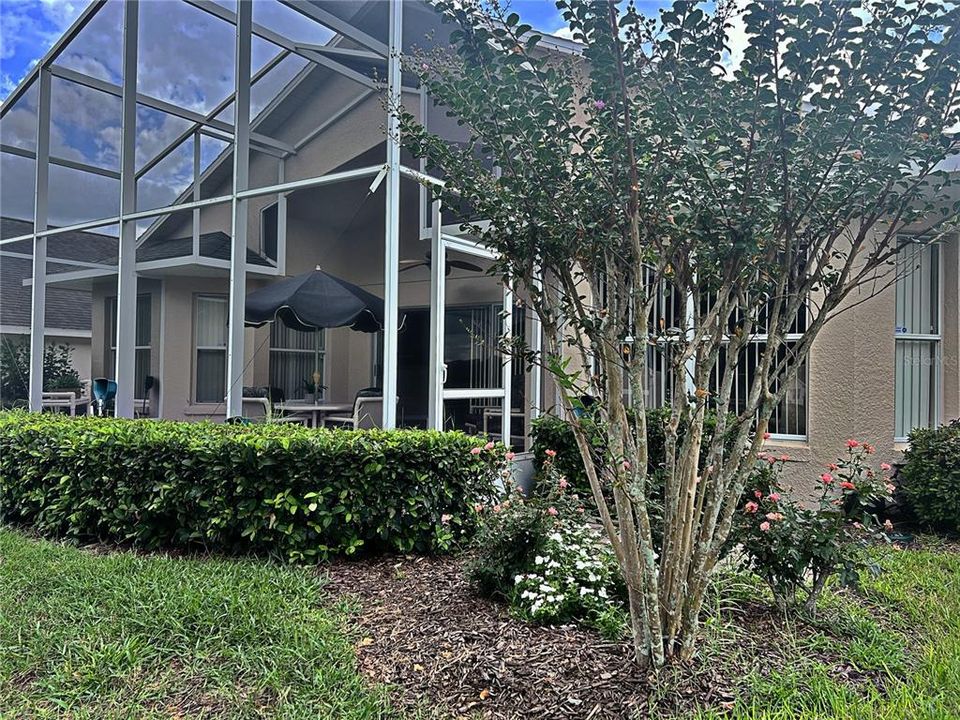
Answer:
(465, 453, 625, 632)
(736, 442, 895, 614)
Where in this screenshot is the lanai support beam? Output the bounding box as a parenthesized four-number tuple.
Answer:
(114, 0, 139, 418)
(225, 0, 253, 419)
(382, 0, 403, 428)
(27, 69, 51, 412)
(427, 199, 445, 430)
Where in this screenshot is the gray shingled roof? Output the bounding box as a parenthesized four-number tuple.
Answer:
(0, 217, 118, 332)
(136, 231, 274, 267)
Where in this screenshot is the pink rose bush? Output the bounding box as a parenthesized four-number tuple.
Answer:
(736, 443, 895, 614)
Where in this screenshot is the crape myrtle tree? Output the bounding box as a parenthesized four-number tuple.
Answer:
(399, 0, 960, 667)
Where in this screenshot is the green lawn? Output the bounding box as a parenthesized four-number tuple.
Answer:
(0, 529, 396, 720)
(686, 541, 960, 720)
(2, 529, 958, 720)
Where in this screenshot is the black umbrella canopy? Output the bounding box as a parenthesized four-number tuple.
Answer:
(245, 268, 384, 333)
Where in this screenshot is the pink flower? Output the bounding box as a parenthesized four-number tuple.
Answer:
(547, 506, 558, 516)
(744, 501, 759, 514)
(779, 454, 790, 462)
(840, 481, 856, 490)
(864, 443, 875, 454)
(853, 521, 864, 530)
(765, 512, 783, 521)
(767, 455, 777, 465)
(768, 492, 781, 502)
(470, 447, 482, 455)
(846, 439, 860, 449)
(886, 482, 896, 494)
(880, 462, 892, 472)
(440, 514, 452, 525)
(821, 473, 834, 485)
(763, 431, 771, 440)
(754, 490, 763, 499)
(558, 477, 569, 490)
(492, 504, 502, 513)
(622, 460, 631, 471)
(474, 503, 484, 513)
(577, 506, 585, 514)
(760, 521, 771, 532)
(505, 451, 516, 461)
(594, 99, 606, 110)
(884, 519, 894, 532)
(828, 463, 839, 472)
(484, 441, 495, 451)
(545, 449, 557, 458)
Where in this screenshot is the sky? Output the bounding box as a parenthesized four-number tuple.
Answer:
(0, 0, 690, 233)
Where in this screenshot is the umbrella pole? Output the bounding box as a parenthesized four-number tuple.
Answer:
(315, 329, 321, 399)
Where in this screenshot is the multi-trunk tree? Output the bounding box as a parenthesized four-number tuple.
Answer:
(400, 0, 960, 667)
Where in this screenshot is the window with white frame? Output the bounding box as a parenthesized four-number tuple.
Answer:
(106, 294, 152, 398)
(194, 295, 228, 404)
(269, 323, 324, 401)
(260, 202, 279, 261)
(894, 241, 940, 440)
(623, 275, 808, 439)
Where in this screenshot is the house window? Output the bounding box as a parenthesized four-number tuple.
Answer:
(895, 241, 940, 440)
(718, 340, 808, 439)
(261, 202, 279, 261)
(106, 294, 152, 398)
(629, 276, 808, 439)
(194, 295, 228, 404)
(269, 323, 324, 401)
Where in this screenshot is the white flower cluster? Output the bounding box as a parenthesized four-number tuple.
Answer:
(512, 521, 619, 622)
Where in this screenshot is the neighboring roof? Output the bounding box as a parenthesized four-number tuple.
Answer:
(0, 217, 117, 333)
(1, 217, 118, 264)
(135, 231, 274, 267)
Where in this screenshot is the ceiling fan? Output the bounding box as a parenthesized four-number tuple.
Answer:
(399, 250, 484, 276)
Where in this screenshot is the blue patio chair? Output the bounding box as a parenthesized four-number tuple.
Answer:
(92, 377, 117, 416)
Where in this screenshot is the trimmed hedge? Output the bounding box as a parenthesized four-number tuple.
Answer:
(530, 407, 729, 493)
(0, 412, 500, 560)
(899, 420, 960, 533)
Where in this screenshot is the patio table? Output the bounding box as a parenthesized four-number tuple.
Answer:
(275, 401, 353, 428)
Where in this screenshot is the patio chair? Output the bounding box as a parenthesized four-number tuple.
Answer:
(240, 395, 310, 426)
(324, 388, 391, 430)
(91, 378, 117, 416)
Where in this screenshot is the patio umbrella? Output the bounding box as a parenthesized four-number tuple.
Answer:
(245, 266, 384, 333)
(245, 267, 384, 393)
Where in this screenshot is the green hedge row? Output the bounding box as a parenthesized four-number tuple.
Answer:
(530, 408, 729, 493)
(899, 420, 960, 532)
(0, 412, 501, 560)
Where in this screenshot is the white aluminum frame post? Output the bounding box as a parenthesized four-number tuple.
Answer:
(427, 198, 445, 429)
(27, 69, 51, 412)
(113, 0, 139, 418)
(382, 0, 403, 428)
(225, 0, 253, 418)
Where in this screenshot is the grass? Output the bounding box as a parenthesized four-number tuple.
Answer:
(0, 529, 396, 720)
(683, 539, 960, 720)
(2, 528, 958, 720)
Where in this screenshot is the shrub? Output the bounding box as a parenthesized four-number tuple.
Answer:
(0, 339, 82, 407)
(735, 442, 895, 614)
(530, 408, 730, 493)
(0, 412, 501, 560)
(898, 420, 960, 533)
(466, 456, 626, 633)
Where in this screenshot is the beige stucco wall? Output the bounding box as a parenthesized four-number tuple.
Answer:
(769, 233, 959, 497)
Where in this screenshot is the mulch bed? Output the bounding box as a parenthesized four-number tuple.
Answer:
(323, 556, 736, 719)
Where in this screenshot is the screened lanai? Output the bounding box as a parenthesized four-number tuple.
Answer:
(0, 0, 551, 446)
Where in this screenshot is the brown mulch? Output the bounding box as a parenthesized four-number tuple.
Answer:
(323, 556, 737, 719)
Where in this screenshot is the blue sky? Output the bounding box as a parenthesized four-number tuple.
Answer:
(0, 0, 681, 229)
(0, 1, 679, 102)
